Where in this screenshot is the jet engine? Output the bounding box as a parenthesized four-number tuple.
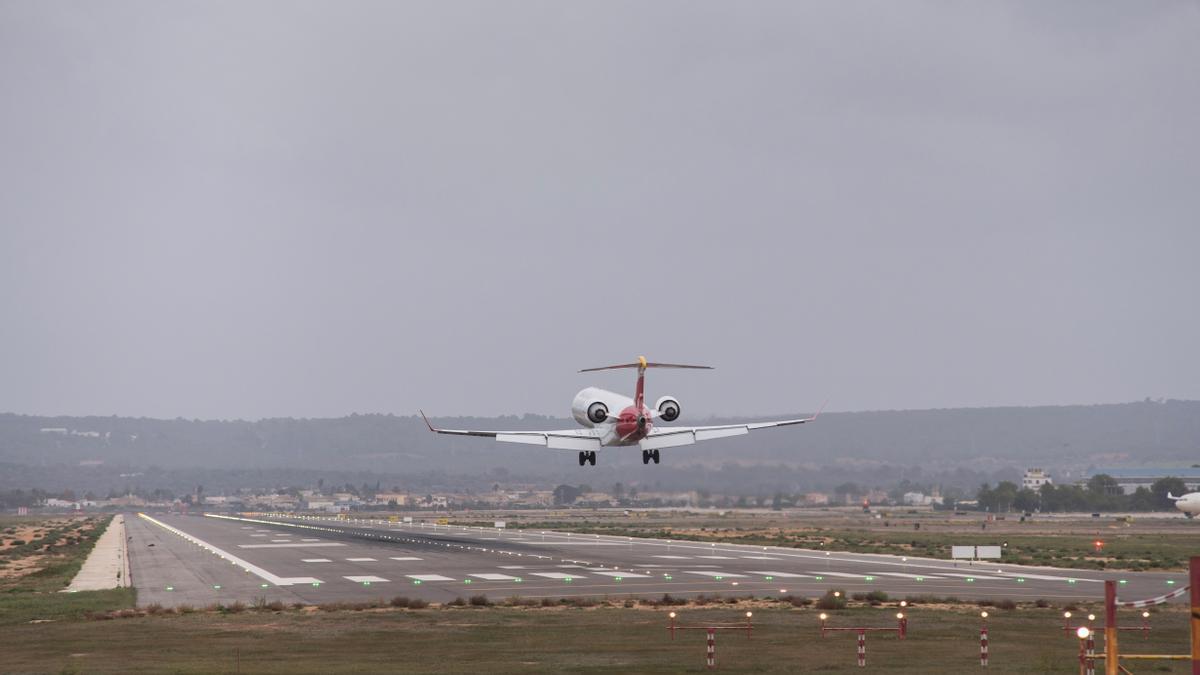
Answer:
(655, 396, 681, 422)
(571, 398, 609, 427)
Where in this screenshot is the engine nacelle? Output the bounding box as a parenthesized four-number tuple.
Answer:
(655, 396, 681, 422)
(572, 387, 634, 427)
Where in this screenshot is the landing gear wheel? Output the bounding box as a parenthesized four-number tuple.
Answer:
(587, 450, 597, 466)
(579, 450, 597, 466)
(651, 449, 661, 464)
(578, 451, 587, 466)
(642, 449, 651, 465)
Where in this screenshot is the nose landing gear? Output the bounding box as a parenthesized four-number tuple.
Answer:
(641, 449, 661, 465)
(577, 450, 597, 466)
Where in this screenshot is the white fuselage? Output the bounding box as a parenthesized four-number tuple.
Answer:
(1173, 492, 1200, 517)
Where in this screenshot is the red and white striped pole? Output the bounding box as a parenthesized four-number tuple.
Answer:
(706, 628, 715, 670)
(1085, 629, 1096, 675)
(857, 629, 866, 667)
(980, 611, 989, 667)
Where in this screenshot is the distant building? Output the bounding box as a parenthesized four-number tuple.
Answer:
(1023, 468, 1052, 491)
(902, 492, 935, 506)
(1089, 468, 1200, 495)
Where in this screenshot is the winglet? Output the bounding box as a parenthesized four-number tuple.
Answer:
(812, 399, 829, 420)
(419, 409, 437, 433)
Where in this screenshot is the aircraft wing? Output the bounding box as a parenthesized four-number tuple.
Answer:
(641, 414, 819, 451)
(420, 411, 602, 451)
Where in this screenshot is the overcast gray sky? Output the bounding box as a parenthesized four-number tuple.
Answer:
(2, 2, 1198, 420)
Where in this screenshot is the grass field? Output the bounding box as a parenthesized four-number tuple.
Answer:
(0, 515, 136, 626)
(1, 601, 1193, 673)
(436, 507, 1198, 571)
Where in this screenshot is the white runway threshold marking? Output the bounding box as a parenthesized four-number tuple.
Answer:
(531, 572, 583, 580)
(652, 555, 691, 559)
(302, 559, 332, 563)
(696, 555, 735, 560)
(745, 571, 812, 578)
(681, 569, 744, 576)
(408, 574, 455, 582)
(345, 575, 388, 583)
(874, 572, 942, 580)
(813, 571, 871, 578)
(470, 573, 519, 581)
(590, 571, 650, 578)
(346, 557, 378, 562)
(136, 513, 321, 586)
(389, 557, 422, 562)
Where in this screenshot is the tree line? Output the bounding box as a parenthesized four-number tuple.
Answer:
(975, 475, 1189, 513)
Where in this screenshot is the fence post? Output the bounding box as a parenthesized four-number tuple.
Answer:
(857, 629, 866, 667)
(1105, 580, 1118, 675)
(707, 628, 715, 670)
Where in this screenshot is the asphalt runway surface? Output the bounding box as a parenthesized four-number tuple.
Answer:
(126, 512, 1189, 608)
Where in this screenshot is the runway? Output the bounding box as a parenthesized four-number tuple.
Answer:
(126, 512, 1189, 608)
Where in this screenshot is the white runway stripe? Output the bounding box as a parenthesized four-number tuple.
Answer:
(812, 571, 870, 578)
(389, 557, 423, 561)
(742, 556, 782, 560)
(652, 555, 691, 559)
(590, 571, 650, 578)
(346, 558, 378, 562)
(345, 575, 388, 583)
(302, 558, 332, 563)
(470, 573, 519, 581)
(873, 572, 943, 579)
(498, 565, 526, 569)
(239, 543, 346, 549)
(937, 572, 1005, 580)
(684, 570, 747, 578)
(408, 574, 455, 582)
(270, 539, 292, 542)
(531, 572, 584, 579)
(696, 555, 735, 559)
(745, 571, 813, 578)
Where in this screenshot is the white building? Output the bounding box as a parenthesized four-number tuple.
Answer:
(1022, 468, 1052, 491)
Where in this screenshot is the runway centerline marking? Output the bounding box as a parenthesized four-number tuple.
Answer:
(302, 558, 332, 563)
(346, 558, 378, 562)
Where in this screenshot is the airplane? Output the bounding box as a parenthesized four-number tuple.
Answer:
(420, 356, 821, 466)
(1167, 491, 1200, 518)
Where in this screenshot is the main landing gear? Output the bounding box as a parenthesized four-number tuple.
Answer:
(641, 449, 660, 465)
(577, 450, 597, 466)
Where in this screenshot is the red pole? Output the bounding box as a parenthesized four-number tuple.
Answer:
(899, 615, 908, 639)
(980, 626, 989, 667)
(707, 628, 715, 670)
(857, 629, 866, 668)
(1190, 556, 1199, 675)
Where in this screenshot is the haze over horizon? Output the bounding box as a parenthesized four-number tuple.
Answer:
(3, 3, 1198, 421)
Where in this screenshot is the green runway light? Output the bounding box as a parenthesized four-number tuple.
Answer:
(1167, 580, 1176, 585)
(166, 586, 174, 591)
(664, 575, 673, 580)
(916, 577, 924, 581)
(413, 580, 422, 584)
(765, 576, 774, 580)
(363, 582, 371, 586)
(1119, 580, 1128, 585)
(815, 576, 824, 580)
(464, 579, 472, 584)
(864, 576, 875, 581)
(966, 578, 975, 582)
(515, 578, 523, 582)
(1017, 578, 1025, 583)
(1068, 579, 1077, 584)
(213, 585, 221, 589)
(715, 576, 723, 581)
(312, 582, 320, 587)
(261, 583, 270, 588)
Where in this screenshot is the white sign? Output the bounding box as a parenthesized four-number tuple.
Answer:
(17, 506, 28, 516)
(976, 546, 1002, 559)
(951, 546, 976, 559)
(952, 545, 1003, 560)
(494, 521, 506, 529)
(403, 516, 413, 523)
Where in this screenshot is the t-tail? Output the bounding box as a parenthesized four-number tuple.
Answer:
(579, 356, 712, 410)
